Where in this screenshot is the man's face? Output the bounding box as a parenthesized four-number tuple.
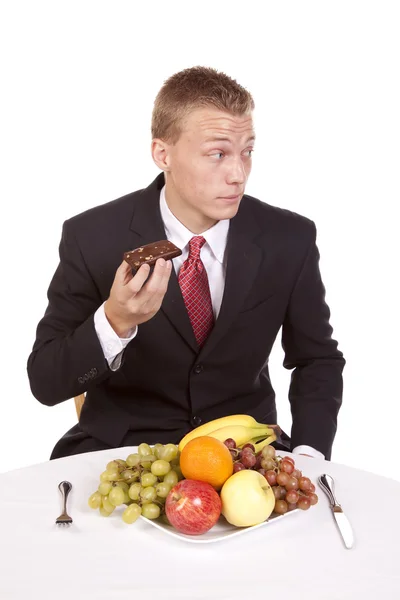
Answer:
(157, 107, 255, 233)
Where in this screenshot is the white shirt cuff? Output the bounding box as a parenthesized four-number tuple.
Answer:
(292, 445, 325, 459)
(94, 302, 137, 370)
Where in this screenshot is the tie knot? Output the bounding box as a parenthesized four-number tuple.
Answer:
(188, 236, 206, 260)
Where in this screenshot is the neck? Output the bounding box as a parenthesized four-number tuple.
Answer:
(164, 181, 217, 235)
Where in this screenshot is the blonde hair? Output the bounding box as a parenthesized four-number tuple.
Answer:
(151, 66, 255, 143)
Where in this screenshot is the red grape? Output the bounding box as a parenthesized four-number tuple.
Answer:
(282, 456, 295, 465)
(224, 438, 237, 449)
(297, 496, 311, 510)
(229, 449, 237, 460)
(286, 490, 300, 504)
(285, 476, 299, 492)
(279, 486, 287, 499)
(292, 469, 302, 479)
(285, 476, 300, 491)
(241, 452, 256, 468)
(287, 502, 297, 511)
(258, 468, 266, 477)
(241, 443, 255, 452)
(265, 470, 277, 486)
(254, 455, 263, 470)
(308, 493, 319, 506)
(309, 482, 316, 493)
(281, 460, 294, 475)
(233, 462, 245, 473)
(299, 477, 312, 492)
(276, 472, 290, 486)
(273, 486, 283, 500)
(274, 500, 288, 515)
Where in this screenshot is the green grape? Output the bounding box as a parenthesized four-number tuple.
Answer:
(141, 472, 158, 487)
(140, 486, 157, 504)
(109, 486, 125, 507)
(128, 482, 142, 500)
(122, 503, 142, 524)
(115, 481, 129, 493)
(170, 456, 180, 467)
(155, 481, 171, 498)
(103, 468, 120, 482)
(121, 469, 135, 483)
(151, 459, 171, 477)
(123, 493, 131, 505)
(106, 460, 121, 472)
(102, 496, 115, 513)
(153, 443, 163, 458)
(126, 453, 141, 467)
(99, 506, 113, 517)
(140, 454, 156, 465)
(100, 470, 114, 482)
(163, 470, 178, 487)
(98, 482, 112, 495)
(141, 503, 160, 520)
(138, 443, 153, 457)
(160, 444, 178, 462)
(88, 491, 102, 509)
(115, 459, 127, 468)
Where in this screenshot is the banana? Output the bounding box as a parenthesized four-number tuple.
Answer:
(253, 435, 277, 453)
(178, 414, 268, 451)
(202, 425, 275, 448)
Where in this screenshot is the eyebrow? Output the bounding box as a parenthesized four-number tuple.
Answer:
(202, 135, 256, 144)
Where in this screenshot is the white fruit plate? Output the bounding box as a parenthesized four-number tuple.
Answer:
(140, 509, 299, 544)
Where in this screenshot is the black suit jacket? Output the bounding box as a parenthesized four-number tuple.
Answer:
(27, 173, 345, 459)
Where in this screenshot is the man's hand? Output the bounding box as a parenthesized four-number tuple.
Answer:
(104, 258, 173, 337)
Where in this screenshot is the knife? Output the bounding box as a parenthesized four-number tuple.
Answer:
(318, 474, 354, 549)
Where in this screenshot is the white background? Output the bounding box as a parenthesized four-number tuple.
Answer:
(0, 1, 398, 480)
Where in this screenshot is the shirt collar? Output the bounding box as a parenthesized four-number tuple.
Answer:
(159, 185, 229, 263)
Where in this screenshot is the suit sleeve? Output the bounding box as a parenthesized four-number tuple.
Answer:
(27, 220, 114, 405)
(281, 221, 345, 459)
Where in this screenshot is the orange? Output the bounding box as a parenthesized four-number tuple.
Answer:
(179, 436, 234, 490)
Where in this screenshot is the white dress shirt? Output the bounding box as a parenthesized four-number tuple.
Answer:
(93, 185, 324, 459)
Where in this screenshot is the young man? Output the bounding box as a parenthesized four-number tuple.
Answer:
(27, 66, 345, 461)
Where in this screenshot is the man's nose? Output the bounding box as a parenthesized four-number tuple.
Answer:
(227, 157, 247, 185)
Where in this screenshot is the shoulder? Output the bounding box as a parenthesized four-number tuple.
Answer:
(61, 188, 144, 236)
(242, 193, 316, 242)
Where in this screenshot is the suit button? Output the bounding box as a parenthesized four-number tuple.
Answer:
(78, 377, 84, 384)
(194, 363, 203, 374)
(191, 415, 202, 427)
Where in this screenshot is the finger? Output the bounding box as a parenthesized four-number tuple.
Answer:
(136, 258, 172, 305)
(142, 258, 170, 294)
(115, 260, 134, 286)
(127, 262, 151, 294)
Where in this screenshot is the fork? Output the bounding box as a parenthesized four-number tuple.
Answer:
(56, 480, 73, 526)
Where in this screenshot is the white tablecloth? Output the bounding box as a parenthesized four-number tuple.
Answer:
(1, 448, 399, 599)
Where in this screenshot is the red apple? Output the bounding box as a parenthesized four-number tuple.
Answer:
(165, 479, 222, 535)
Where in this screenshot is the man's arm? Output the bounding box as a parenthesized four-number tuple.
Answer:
(27, 220, 114, 405)
(281, 221, 345, 460)
(27, 220, 172, 406)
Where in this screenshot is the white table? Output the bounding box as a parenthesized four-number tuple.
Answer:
(1, 448, 399, 600)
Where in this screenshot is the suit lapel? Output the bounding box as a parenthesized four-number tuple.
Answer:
(197, 200, 263, 359)
(129, 173, 264, 356)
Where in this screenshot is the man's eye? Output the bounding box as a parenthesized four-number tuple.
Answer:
(211, 152, 224, 159)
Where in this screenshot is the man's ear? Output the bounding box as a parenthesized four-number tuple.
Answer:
(151, 139, 171, 172)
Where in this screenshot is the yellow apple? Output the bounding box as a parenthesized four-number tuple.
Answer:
(220, 470, 275, 527)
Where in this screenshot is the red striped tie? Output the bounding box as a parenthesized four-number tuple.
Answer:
(178, 236, 214, 347)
